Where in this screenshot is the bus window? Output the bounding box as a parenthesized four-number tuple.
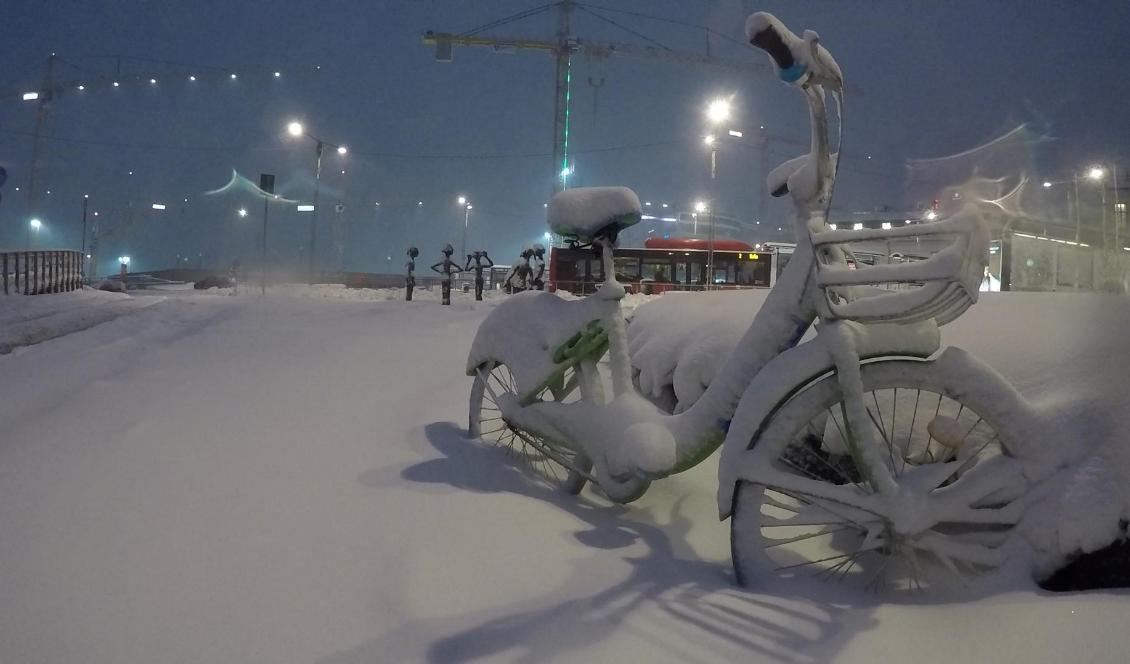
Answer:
(614, 256, 640, 282)
(641, 259, 674, 282)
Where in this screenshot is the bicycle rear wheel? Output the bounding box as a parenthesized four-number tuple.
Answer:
(469, 359, 600, 494)
(731, 358, 1033, 595)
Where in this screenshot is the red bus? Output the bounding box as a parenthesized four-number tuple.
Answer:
(548, 237, 776, 295)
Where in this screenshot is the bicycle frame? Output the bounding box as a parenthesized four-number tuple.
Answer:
(491, 54, 855, 496)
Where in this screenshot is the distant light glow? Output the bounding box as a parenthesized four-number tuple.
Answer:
(22, 91, 39, 101)
(693, 200, 707, 213)
(543, 232, 553, 241)
(728, 129, 743, 138)
(113, 81, 120, 87)
(230, 73, 237, 80)
(706, 97, 732, 124)
(297, 204, 315, 212)
(925, 211, 938, 220)
(853, 223, 864, 230)
(29, 218, 42, 230)
(188, 75, 196, 82)
(417, 201, 423, 206)
(661, 203, 669, 208)
(149, 78, 157, 84)
(1043, 181, 1052, 188)
(1088, 166, 1105, 181)
(77, 84, 85, 91)
(151, 203, 166, 210)
(828, 224, 837, 230)
(560, 166, 572, 178)
(881, 222, 892, 230)
(703, 134, 716, 146)
(287, 121, 304, 136)
(273, 71, 281, 78)
(118, 256, 130, 265)
(645, 201, 652, 206)
(237, 208, 248, 217)
(457, 196, 467, 205)
(336, 145, 347, 155)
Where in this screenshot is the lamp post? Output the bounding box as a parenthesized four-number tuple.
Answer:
(457, 196, 472, 258)
(287, 121, 346, 284)
(81, 194, 89, 257)
(704, 96, 732, 290)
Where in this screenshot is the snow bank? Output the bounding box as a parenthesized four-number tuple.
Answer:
(0, 289, 163, 354)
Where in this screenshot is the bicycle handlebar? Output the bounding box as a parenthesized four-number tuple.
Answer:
(747, 12, 843, 93)
(746, 13, 807, 84)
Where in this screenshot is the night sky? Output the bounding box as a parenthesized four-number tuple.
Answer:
(2, 1, 1128, 274)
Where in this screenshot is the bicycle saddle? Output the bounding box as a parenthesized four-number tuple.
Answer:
(548, 186, 642, 244)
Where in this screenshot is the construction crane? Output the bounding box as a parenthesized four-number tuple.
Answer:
(423, 0, 770, 196)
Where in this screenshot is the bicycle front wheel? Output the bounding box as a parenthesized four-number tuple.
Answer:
(469, 359, 600, 494)
(731, 358, 1033, 595)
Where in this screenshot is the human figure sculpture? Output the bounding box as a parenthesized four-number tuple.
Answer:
(503, 246, 534, 294)
(430, 243, 463, 305)
(530, 243, 547, 291)
(465, 250, 494, 301)
(405, 246, 419, 301)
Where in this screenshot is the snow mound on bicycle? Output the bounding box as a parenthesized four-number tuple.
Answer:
(466, 290, 615, 396)
(547, 186, 642, 241)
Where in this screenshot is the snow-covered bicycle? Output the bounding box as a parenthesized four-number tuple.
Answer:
(467, 12, 1058, 593)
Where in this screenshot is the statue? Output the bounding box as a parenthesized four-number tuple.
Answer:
(430, 243, 463, 305)
(465, 250, 494, 301)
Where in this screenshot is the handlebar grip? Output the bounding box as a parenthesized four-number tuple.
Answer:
(746, 12, 807, 83)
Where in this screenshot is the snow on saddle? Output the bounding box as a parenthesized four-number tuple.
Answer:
(547, 186, 642, 244)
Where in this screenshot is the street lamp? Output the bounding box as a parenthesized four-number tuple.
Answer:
(237, 208, 248, 218)
(457, 196, 472, 258)
(28, 218, 42, 248)
(286, 119, 347, 283)
(703, 95, 734, 289)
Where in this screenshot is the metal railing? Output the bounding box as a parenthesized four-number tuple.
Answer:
(1, 250, 85, 295)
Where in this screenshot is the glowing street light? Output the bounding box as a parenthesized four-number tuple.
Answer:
(285, 119, 347, 282)
(706, 97, 732, 125)
(1043, 181, 1053, 188)
(22, 91, 40, 101)
(29, 218, 42, 230)
(457, 196, 472, 257)
(151, 203, 166, 210)
(1088, 166, 1105, 181)
(703, 134, 716, 147)
(118, 256, 130, 266)
(237, 208, 248, 218)
(694, 200, 708, 213)
(273, 71, 281, 78)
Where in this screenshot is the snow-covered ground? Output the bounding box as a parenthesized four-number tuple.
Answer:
(1, 285, 1127, 663)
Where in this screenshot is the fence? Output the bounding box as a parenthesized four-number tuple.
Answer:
(1, 250, 85, 295)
